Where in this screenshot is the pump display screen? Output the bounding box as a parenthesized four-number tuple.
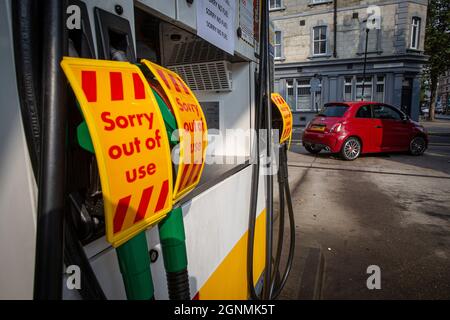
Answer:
(61, 57, 173, 247)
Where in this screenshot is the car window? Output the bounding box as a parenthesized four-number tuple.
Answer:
(373, 105, 402, 120)
(355, 105, 372, 118)
(318, 104, 349, 117)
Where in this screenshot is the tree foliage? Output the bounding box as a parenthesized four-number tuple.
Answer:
(424, 0, 450, 119)
(425, 0, 450, 76)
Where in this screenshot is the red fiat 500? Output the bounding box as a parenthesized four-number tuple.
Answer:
(302, 102, 428, 160)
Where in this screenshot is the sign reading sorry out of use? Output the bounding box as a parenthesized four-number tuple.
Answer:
(271, 93, 293, 144)
(141, 60, 208, 202)
(61, 57, 173, 247)
(196, 0, 236, 55)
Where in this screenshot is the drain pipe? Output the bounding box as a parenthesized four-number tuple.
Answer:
(333, 0, 337, 58)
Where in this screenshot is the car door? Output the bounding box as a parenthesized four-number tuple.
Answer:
(351, 104, 379, 153)
(373, 104, 410, 150)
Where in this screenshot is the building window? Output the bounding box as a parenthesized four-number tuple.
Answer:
(269, 0, 282, 10)
(311, 0, 330, 4)
(274, 31, 282, 59)
(410, 17, 421, 50)
(344, 77, 353, 101)
(284, 78, 323, 111)
(375, 76, 385, 102)
(297, 79, 312, 111)
(313, 26, 327, 55)
(356, 76, 373, 101)
(286, 80, 295, 108)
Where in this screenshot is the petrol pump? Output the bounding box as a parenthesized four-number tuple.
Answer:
(0, 0, 295, 300)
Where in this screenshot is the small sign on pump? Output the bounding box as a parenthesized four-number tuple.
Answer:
(141, 60, 208, 202)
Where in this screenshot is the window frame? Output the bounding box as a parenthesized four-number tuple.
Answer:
(410, 17, 421, 50)
(269, 0, 283, 11)
(274, 30, 283, 60)
(285, 79, 295, 111)
(296, 79, 313, 112)
(375, 76, 385, 103)
(356, 76, 374, 101)
(284, 78, 324, 112)
(343, 76, 353, 101)
(312, 26, 328, 56)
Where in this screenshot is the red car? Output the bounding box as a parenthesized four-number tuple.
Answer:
(302, 102, 428, 160)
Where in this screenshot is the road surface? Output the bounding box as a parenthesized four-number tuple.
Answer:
(277, 120, 450, 299)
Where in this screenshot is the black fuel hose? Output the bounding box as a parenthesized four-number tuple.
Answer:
(247, 0, 276, 300)
(247, 68, 263, 300)
(269, 143, 296, 300)
(270, 160, 285, 296)
(33, 0, 67, 300)
(11, 0, 42, 178)
(246, 0, 295, 298)
(257, 0, 274, 300)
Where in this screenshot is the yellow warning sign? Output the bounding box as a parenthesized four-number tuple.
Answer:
(141, 60, 208, 202)
(271, 93, 293, 144)
(61, 57, 173, 247)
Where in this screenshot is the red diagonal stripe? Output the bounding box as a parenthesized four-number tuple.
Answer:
(110, 72, 124, 101)
(182, 164, 199, 190)
(178, 165, 190, 191)
(177, 76, 190, 95)
(157, 70, 171, 89)
(168, 74, 181, 92)
(155, 180, 169, 212)
(81, 71, 97, 102)
(132, 73, 145, 100)
(134, 186, 154, 223)
(190, 164, 202, 186)
(113, 195, 131, 234)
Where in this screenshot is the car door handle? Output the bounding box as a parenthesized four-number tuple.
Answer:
(375, 126, 383, 129)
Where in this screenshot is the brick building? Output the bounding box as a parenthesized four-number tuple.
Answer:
(270, 0, 428, 125)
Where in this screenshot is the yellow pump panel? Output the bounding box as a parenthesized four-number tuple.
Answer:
(61, 57, 173, 247)
(271, 93, 293, 144)
(141, 60, 208, 202)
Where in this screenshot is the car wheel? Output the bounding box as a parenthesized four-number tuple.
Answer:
(409, 136, 426, 156)
(340, 137, 361, 161)
(304, 143, 322, 154)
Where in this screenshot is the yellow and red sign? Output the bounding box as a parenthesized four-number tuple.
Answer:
(141, 60, 208, 202)
(61, 57, 173, 247)
(271, 93, 293, 144)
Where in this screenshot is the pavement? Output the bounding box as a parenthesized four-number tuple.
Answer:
(276, 118, 450, 299)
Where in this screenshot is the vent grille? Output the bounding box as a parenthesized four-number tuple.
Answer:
(167, 40, 227, 65)
(168, 61, 232, 92)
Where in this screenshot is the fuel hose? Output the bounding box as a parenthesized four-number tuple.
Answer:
(246, 0, 295, 300)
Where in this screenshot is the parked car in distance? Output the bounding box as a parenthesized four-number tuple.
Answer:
(302, 101, 428, 160)
(420, 107, 429, 116)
